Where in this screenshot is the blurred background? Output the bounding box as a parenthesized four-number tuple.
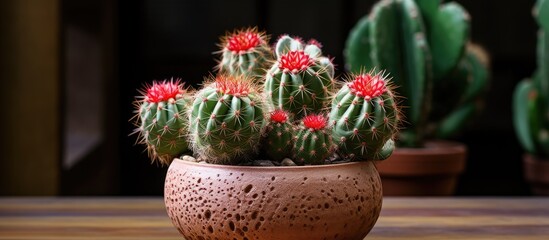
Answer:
(0, 0, 537, 196)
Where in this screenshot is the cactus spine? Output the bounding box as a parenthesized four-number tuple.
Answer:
(513, 0, 549, 158)
(264, 109, 294, 162)
(135, 79, 191, 165)
(329, 71, 399, 161)
(264, 36, 335, 119)
(345, 0, 489, 147)
(217, 28, 273, 80)
(293, 114, 334, 165)
(189, 74, 265, 164)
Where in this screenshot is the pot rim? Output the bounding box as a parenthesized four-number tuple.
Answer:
(170, 158, 372, 172)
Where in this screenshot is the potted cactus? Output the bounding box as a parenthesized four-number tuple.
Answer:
(133, 28, 401, 239)
(513, 0, 549, 195)
(345, 0, 490, 195)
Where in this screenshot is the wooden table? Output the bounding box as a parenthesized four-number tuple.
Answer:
(1, 197, 548, 239)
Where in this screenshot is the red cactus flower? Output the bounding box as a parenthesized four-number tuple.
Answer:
(302, 114, 327, 131)
(270, 109, 288, 123)
(279, 50, 313, 73)
(226, 29, 262, 54)
(347, 73, 387, 100)
(215, 75, 252, 97)
(145, 79, 185, 103)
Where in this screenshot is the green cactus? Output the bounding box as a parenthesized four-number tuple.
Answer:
(514, 0, 549, 158)
(345, 0, 489, 147)
(264, 36, 335, 119)
(135, 79, 192, 165)
(329, 71, 400, 161)
(217, 28, 273, 80)
(189, 74, 265, 164)
(293, 114, 334, 165)
(264, 109, 294, 162)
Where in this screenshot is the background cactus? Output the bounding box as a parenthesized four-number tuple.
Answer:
(264, 36, 335, 119)
(264, 109, 294, 162)
(293, 114, 334, 165)
(217, 28, 273, 79)
(329, 71, 399, 161)
(345, 0, 489, 147)
(514, 0, 549, 158)
(135, 79, 192, 165)
(189, 74, 265, 164)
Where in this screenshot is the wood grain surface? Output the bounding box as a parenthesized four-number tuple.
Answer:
(1, 197, 548, 239)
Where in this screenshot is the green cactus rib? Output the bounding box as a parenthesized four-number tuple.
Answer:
(189, 79, 265, 165)
(329, 74, 399, 161)
(217, 29, 273, 79)
(513, 79, 538, 154)
(293, 118, 333, 165)
(138, 95, 191, 165)
(264, 36, 335, 119)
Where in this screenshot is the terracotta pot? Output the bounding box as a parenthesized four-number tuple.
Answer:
(523, 154, 549, 195)
(375, 141, 467, 196)
(164, 159, 382, 240)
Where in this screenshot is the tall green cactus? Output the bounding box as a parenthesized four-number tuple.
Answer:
(345, 0, 489, 147)
(329, 71, 400, 161)
(135, 79, 192, 165)
(264, 36, 335, 119)
(513, 0, 549, 158)
(217, 28, 273, 79)
(189, 74, 265, 164)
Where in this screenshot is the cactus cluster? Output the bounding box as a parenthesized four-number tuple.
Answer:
(514, 0, 549, 158)
(345, 0, 489, 147)
(134, 29, 401, 165)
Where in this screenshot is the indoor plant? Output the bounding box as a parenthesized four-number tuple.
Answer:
(133, 28, 401, 239)
(345, 0, 490, 195)
(513, 0, 549, 195)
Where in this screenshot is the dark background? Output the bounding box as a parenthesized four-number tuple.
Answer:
(0, 0, 539, 195)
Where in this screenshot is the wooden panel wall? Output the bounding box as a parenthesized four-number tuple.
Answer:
(0, 0, 61, 195)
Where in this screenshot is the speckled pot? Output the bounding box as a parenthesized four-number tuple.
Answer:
(164, 159, 383, 240)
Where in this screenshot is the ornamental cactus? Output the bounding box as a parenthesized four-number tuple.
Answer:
(189, 74, 265, 164)
(264, 36, 335, 119)
(293, 114, 334, 165)
(135, 79, 192, 165)
(513, 0, 549, 158)
(345, 0, 489, 147)
(264, 109, 294, 162)
(217, 28, 273, 79)
(329, 71, 399, 161)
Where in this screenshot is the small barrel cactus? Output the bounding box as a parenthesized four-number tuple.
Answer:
(514, 0, 549, 158)
(135, 79, 192, 165)
(264, 109, 294, 162)
(217, 28, 273, 79)
(329, 71, 400, 161)
(293, 114, 334, 165)
(189, 74, 265, 164)
(345, 0, 489, 147)
(264, 36, 335, 119)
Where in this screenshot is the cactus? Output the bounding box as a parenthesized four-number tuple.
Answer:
(293, 114, 334, 165)
(189, 74, 265, 164)
(264, 36, 335, 119)
(135, 79, 192, 165)
(514, 0, 549, 158)
(264, 109, 294, 162)
(329, 71, 400, 161)
(345, 0, 489, 147)
(217, 28, 273, 79)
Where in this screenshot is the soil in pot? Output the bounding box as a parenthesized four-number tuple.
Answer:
(375, 141, 467, 196)
(164, 159, 383, 240)
(523, 154, 549, 195)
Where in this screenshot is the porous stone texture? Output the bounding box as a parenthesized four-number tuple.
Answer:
(164, 159, 383, 240)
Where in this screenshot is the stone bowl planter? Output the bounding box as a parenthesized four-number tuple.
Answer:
(164, 159, 383, 240)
